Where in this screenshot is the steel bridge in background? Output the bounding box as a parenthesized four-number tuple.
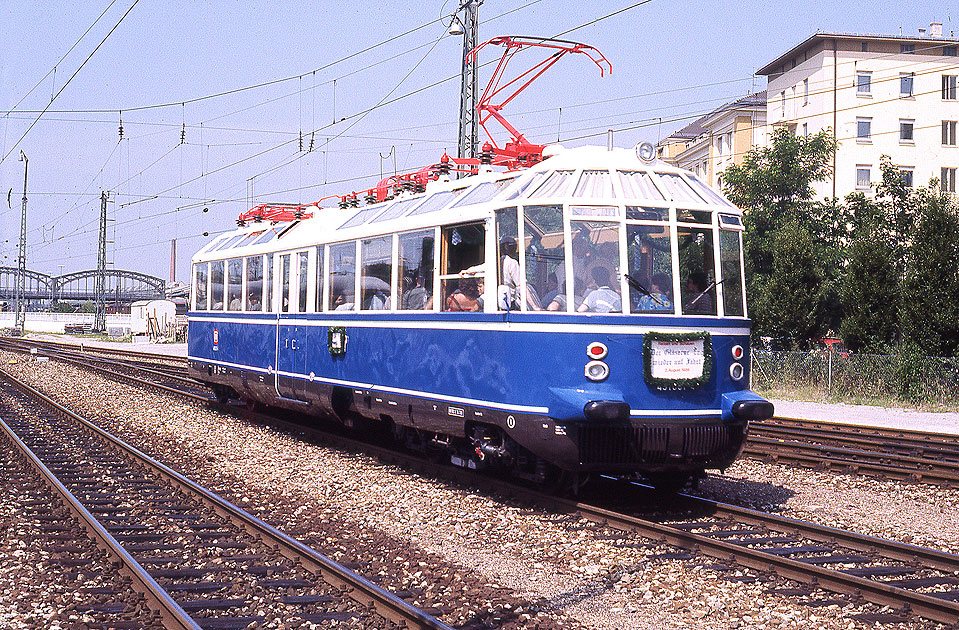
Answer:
(0, 267, 165, 308)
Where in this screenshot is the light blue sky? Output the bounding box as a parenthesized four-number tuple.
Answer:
(0, 0, 955, 281)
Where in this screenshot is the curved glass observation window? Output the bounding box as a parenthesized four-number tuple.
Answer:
(529, 170, 575, 199)
(678, 226, 717, 315)
(659, 173, 706, 204)
(687, 174, 735, 207)
(618, 171, 665, 201)
(573, 170, 616, 198)
(627, 224, 674, 313)
(720, 230, 745, 316)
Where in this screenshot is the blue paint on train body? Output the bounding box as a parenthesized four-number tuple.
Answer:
(188, 311, 756, 420)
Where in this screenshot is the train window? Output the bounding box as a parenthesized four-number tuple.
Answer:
(524, 204, 565, 312)
(407, 190, 456, 217)
(213, 234, 246, 252)
(503, 171, 548, 200)
(338, 206, 383, 230)
(678, 226, 717, 316)
(626, 225, 674, 313)
(197, 235, 228, 256)
(529, 170, 575, 199)
(618, 171, 665, 201)
(252, 226, 283, 246)
(658, 173, 706, 204)
(245, 255, 263, 311)
(280, 254, 291, 313)
(626, 206, 668, 221)
(573, 170, 616, 198)
(570, 205, 619, 218)
(210, 261, 225, 310)
(440, 222, 485, 312)
(397, 230, 434, 310)
(297, 251, 309, 313)
(495, 208, 521, 311)
(264, 253, 273, 312)
(315, 245, 326, 312)
(720, 230, 745, 317)
(570, 221, 622, 313)
(719, 213, 743, 228)
(328, 242, 356, 311)
(373, 196, 423, 222)
(677, 209, 713, 225)
(450, 180, 508, 208)
(227, 258, 243, 311)
(193, 263, 208, 311)
(687, 174, 735, 207)
(360, 236, 392, 310)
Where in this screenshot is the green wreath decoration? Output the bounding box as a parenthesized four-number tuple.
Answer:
(328, 326, 348, 356)
(643, 331, 712, 389)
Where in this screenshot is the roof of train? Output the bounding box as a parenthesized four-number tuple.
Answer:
(192, 144, 740, 263)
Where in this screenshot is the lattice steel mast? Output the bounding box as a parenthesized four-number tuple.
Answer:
(14, 151, 28, 333)
(94, 190, 110, 333)
(455, 0, 482, 161)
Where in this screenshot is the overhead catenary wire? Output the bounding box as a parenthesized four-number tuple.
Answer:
(0, 0, 141, 165)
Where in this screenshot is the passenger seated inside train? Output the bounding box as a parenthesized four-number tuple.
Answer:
(633, 272, 673, 312)
(577, 266, 622, 313)
(445, 277, 483, 312)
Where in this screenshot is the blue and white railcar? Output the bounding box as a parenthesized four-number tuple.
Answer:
(188, 144, 773, 488)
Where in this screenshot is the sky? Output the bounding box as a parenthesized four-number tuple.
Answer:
(0, 0, 956, 283)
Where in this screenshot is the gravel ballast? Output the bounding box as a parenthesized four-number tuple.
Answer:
(1, 353, 955, 629)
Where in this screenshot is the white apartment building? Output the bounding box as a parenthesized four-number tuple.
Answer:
(656, 92, 767, 190)
(757, 25, 959, 199)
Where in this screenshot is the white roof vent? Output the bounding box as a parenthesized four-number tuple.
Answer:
(931, 22, 944, 38)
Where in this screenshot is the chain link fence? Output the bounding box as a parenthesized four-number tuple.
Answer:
(751, 349, 959, 410)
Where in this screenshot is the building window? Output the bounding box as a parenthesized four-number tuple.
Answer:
(900, 72, 914, 97)
(942, 167, 957, 192)
(856, 71, 872, 95)
(857, 117, 872, 141)
(803, 122, 808, 137)
(780, 90, 786, 118)
(803, 78, 809, 105)
(900, 119, 915, 143)
(944, 75, 958, 100)
(901, 44, 915, 54)
(945, 46, 958, 56)
(899, 167, 914, 188)
(861, 42, 868, 52)
(856, 166, 872, 190)
(944, 120, 958, 146)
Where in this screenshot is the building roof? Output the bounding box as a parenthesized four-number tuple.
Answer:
(660, 91, 766, 144)
(756, 30, 959, 76)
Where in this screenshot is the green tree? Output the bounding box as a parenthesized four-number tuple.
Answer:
(749, 219, 832, 346)
(722, 127, 840, 346)
(900, 185, 959, 356)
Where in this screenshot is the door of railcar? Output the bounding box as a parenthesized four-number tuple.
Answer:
(275, 250, 311, 403)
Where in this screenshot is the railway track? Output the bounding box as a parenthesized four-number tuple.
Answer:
(4, 337, 959, 624)
(747, 417, 959, 488)
(0, 367, 453, 630)
(7, 336, 957, 491)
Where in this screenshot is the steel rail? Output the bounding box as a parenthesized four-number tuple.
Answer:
(559, 494, 959, 624)
(743, 437, 959, 486)
(0, 399, 202, 629)
(8, 339, 959, 623)
(0, 368, 455, 630)
(754, 418, 959, 454)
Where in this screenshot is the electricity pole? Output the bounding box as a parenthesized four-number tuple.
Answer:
(455, 0, 482, 162)
(15, 151, 28, 333)
(94, 190, 110, 333)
